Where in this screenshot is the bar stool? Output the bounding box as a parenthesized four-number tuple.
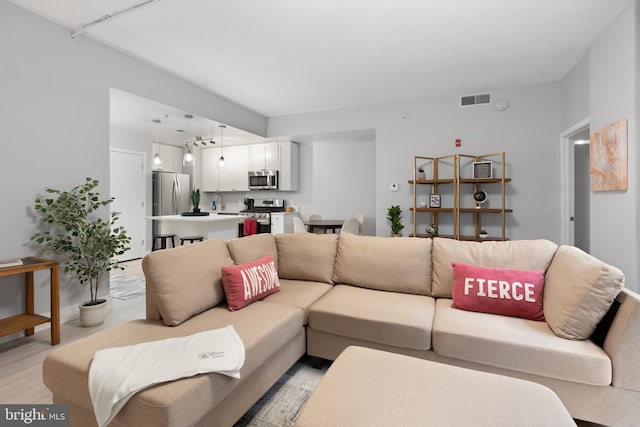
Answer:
(180, 236, 204, 245)
(152, 234, 176, 251)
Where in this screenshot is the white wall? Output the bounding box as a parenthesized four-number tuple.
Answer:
(0, 2, 267, 334)
(268, 83, 563, 239)
(588, 2, 639, 291)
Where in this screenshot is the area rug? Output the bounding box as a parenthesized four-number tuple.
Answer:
(110, 274, 146, 300)
(233, 374, 319, 427)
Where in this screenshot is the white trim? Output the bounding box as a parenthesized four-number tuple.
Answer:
(559, 118, 590, 246)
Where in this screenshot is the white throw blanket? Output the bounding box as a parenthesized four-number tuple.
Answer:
(88, 325, 245, 427)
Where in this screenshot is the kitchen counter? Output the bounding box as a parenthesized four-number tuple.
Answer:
(147, 213, 242, 222)
(147, 213, 241, 242)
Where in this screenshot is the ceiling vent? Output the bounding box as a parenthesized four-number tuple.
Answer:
(460, 93, 491, 107)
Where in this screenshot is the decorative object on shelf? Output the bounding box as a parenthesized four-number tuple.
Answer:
(191, 188, 201, 213)
(429, 194, 441, 208)
(479, 229, 489, 239)
(31, 178, 131, 327)
(387, 205, 405, 237)
(417, 166, 426, 180)
(472, 161, 492, 179)
(473, 189, 488, 208)
(426, 224, 438, 237)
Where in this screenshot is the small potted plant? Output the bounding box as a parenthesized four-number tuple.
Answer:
(31, 178, 130, 326)
(191, 188, 201, 213)
(417, 166, 426, 180)
(479, 229, 489, 239)
(387, 205, 405, 237)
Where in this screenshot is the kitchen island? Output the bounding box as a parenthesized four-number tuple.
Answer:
(147, 213, 242, 244)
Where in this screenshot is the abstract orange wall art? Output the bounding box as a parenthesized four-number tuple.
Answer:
(590, 119, 628, 192)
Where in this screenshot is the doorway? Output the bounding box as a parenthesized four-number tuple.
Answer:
(110, 149, 147, 261)
(559, 119, 590, 251)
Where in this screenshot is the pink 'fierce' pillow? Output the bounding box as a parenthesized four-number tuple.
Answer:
(451, 262, 546, 321)
(221, 255, 280, 311)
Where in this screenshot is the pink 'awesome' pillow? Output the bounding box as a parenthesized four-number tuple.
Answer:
(451, 262, 546, 321)
(221, 255, 280, 311)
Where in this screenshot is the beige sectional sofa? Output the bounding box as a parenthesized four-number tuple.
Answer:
(43, 232, 640, 427)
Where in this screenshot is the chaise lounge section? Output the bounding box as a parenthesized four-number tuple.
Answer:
(42, 232, 640, 426)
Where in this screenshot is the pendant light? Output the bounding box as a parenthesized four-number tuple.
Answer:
(183, 142, 193, 166)
(152, 118, 163, 169)
(182, 115, 194, 166)
(218, 124, 226, 167)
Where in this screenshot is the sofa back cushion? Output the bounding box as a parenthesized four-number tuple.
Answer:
(142, 239, 234, 326)
(275, 233, 339, 284)
(432, 238, 558, 298)
(227, 233, 278, 269)
(333, 233, 432, 295)
(544, 245, 624, 340)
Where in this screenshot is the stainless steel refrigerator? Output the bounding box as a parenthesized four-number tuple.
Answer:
(152, 171, 191, 237)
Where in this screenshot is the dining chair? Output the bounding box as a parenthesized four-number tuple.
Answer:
(340, 217, 361, 235)
(293, 216, 307, 233)
(307, 214, 322, 221)
(355, 213, 364, 235)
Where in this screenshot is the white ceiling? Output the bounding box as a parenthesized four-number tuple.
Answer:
(9, 0, 633, 143)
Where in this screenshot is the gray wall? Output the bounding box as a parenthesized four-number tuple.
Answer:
(268, 83, 563, 240)
(0, 1, 267, 334)
(588, 2, 638, 290)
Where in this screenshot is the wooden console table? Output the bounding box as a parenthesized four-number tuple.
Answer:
(0, 257, 60, 345)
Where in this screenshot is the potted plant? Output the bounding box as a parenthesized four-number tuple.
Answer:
(191, 188, 201, 213)
(387, 205, 405, 237)
(417, 166, 426, 180)
(479, 229, 489, 239)
(31, 178, 131, 326)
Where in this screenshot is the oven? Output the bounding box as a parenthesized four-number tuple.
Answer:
(237, 198, 285, 237)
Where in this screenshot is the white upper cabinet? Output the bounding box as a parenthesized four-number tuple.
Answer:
(152, 143, 182, 173)
(278, 141, 298, 191)
(202, 141, 298, 192)
(202, 147, 220, 191)
(250, 142, 279, 171)
(202, 145, 249, 192)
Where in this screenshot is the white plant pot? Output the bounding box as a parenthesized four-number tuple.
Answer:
(79, 299, 108, 327)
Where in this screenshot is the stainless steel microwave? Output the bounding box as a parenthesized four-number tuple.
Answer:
(248, 170, 279, 190)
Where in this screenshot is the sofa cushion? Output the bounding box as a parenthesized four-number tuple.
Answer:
(142, 239, 233, 326)
(333, 233, 432, 295)
(263, 279, 333, 324)
(42, 302, 304, 427)
(275, 233, 338, 284)
(544, 245, 624, 340)
(308, 285, 435, 351)
(432, 238, 558, 298)
(451, 262, 546, 321)
(227, 233, 278, 269)
(433, 299, 612, 386)
(221, 255, 280, 311)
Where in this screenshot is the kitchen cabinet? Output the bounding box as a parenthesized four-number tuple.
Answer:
(202, 141, 298, 192)
(278, 141, 299, 191)
(270, 212, 298, 234)
(152, 143, 182, 173)
(202, 147, 220, 191)
(250, 142, 279, 171)
(202, 145, 249, 192)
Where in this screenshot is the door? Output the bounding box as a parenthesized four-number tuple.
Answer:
(110, 149, 146, 261)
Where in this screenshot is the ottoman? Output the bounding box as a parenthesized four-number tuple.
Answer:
(295, 346, 576, 427)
